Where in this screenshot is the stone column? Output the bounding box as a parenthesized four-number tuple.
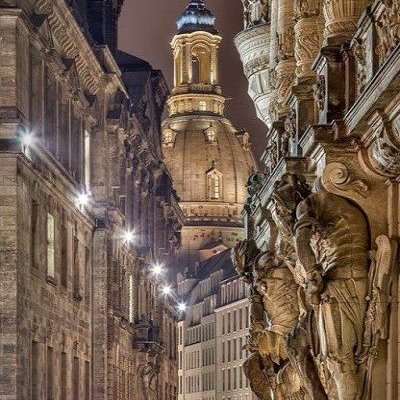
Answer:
(275, 0, 296, 116)
(294, 0, 324, 83)
(323, 0, 370, 45)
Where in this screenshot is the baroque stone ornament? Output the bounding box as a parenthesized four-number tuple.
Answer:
(376, 0, 400, 65)
(322, 162, 370, 198)
(369, 111, 400, 176)
(235, 173, 396, 400)
(313, 74, 326, 111)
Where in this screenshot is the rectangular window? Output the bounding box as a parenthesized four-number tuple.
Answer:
(47, 346, 53, 400)
(84, 246, 90, 303)
(84, 361, 90, 400)
(61, 352, 67, 400)
(47, 213, 55, 278)
(31, 200, 39, 268)
(73, 236, 81, 300)
(84, 130, 90, 191)
(73, 356, 79, 400)
(32, 341, 39, 400)
(61, 221, 68, 287)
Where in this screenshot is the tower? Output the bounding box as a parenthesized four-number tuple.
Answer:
(162, 0, 256, 270)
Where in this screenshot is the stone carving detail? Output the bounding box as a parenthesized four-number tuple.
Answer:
(277, 29, 295, 61)
(353, 38, 367, 95)
(243, 0, 269, 29)
(376, 0, 400, 64)
(369, 111, 400, 176)
(234, 173, 395, 400)
(322, 162, 370, 197)
(139, 353, 160, 400)
(294, 0, 320, 20)
(323, 0, 370, 41)
(313, 74, 326, 111)
(294, 18, 322, 79)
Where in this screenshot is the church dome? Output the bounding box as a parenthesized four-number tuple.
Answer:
(162, 116, 255, 212)
(176, 0, 218, 35)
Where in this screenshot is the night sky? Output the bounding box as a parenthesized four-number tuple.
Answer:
(118, 0, 266, 158)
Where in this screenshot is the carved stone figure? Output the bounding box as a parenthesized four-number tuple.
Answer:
(232, 241, 306, 400)
(271, 173, 369, 400)
(243, 0, 269, 28)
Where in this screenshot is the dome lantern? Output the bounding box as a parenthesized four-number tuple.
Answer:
(176, 0, 218, 35)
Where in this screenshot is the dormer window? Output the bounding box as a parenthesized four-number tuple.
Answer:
(207, 129, 216, 142)
(163, 129, 175, 147)
(207, 170, 222, 200)
(199, 100, 207, 111)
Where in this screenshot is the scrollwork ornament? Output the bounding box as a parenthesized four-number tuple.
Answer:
(322, 162, 370, 197)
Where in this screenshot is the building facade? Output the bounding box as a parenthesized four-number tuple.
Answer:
(234, 1, 400, 400)
(0, 1, 180, 399)
(177, 250, 256, 400)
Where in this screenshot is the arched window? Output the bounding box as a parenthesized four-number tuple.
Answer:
(192, 55, 200, 83)
(199, 100, 207, 111)
(208, 170, 222, 200)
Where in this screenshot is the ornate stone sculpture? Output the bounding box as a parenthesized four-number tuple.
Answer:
(232, 241, 307, 400)
(243, 0, 269, 28)
(237, 172, 395, 400)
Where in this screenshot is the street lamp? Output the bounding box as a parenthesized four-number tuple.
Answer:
(123, 229, 135, 244)
(162, 285, 172, 296)
(178, 302, 187, 312)
(151, 263, 164, 276)
(76, 192, 90, 209)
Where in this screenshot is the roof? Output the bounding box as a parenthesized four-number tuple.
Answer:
(116, 50, 152, 72)
(196, 248, 236, 281)
(176, 0, 218, 35)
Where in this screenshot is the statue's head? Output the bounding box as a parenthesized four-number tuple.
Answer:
(270, 173, 311, 236)
(232, 240, 260, 283)
(254, 250, 278, 281)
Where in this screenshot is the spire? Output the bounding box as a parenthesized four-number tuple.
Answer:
(176, 0, 218, 35)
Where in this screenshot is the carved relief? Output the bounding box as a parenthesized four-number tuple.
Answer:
(313, 74, 326, 111)
(243, 0, 270, 29)
(277, 29, 295, 61)
(369, 111, 400, 176)
(376, 0, 400, 64)
(294, 18, 322, 79)
(294, 0, 321, 21)
(353, 38, 367, 95)
(323, 0, 370, 41)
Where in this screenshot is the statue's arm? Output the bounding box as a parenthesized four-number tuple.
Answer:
(249, 288, 265, 332)
(295, 198, 323, 294)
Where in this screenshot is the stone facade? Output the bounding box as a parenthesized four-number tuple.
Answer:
(0, 1, 181, 399)
(234, 1, 400, 399)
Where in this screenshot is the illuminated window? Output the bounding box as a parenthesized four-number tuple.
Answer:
(208, 171, 221, 200)
(47, 213, 55, 278)
(163, 129, 174, 146)
(84, 131, 90, 191)
(207, 129, 216, 142)
(199, 100, 207, 111)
